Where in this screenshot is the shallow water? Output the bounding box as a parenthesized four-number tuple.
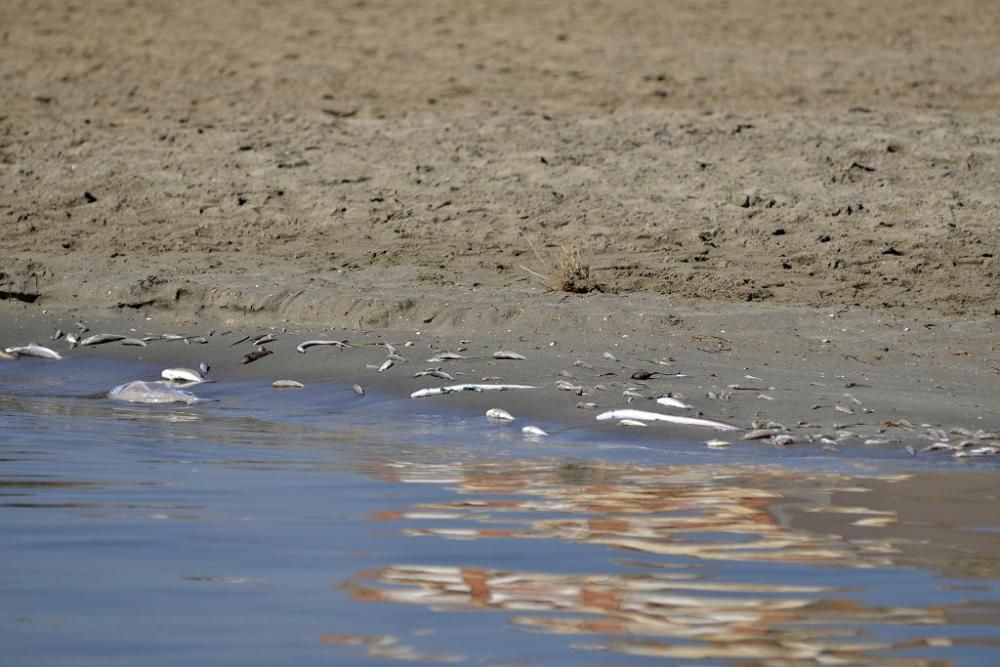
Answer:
(2, 358, 999, 666)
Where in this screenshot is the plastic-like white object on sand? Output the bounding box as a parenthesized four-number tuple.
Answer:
(109, 380, 200, 405)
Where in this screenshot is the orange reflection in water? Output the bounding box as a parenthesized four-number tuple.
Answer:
(338, 460, 1000, 665)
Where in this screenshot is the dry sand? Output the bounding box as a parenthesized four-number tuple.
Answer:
(2, 1, 999, 449)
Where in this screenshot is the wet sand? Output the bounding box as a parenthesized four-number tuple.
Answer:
(2, 1, 999, 452)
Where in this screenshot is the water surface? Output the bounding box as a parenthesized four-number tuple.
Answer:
(2, 358, 999, 665)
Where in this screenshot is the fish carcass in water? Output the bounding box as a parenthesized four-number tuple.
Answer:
(108, 380, 200, 405)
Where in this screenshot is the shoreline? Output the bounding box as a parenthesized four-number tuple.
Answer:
(3, 294, 998, 460)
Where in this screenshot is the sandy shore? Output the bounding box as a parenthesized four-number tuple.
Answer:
(2, 1, 999, 453)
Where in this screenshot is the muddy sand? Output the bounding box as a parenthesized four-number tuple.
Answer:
(2, 1, 999, 451)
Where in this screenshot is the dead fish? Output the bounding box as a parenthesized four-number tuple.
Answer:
(602, 351, 618, 362)
(493, 350, 526, 360)
(617, 419, 648, 427)
(241, 348, 273, 364)
(704, 439, 730, 449)
(50, 329, 64, 341)
(656, 396, 694, 410)
(109, 380, 199, 405)
(74, 321, 89, 332)
(199, 362, 210, 375)
(161, 368, 206, 384)
(771, 434, 797, 447)
(296, 339, 351, 353)
(4, 343, 63, 360)
(486, 408, 515, 422)
(352, 384, 364, 396)
(555, 380, 584, 393)
(378, 358, 394, 372)
(410, 384, 537, 399)
(272, 380, 304, 389)
(79, 333, 127, 347)
(596, 409, 738, 431)
(631, 370, 669, 380)
(251, 333, 278, 346)
(744, 428, 783, 440)
(426, 352, 464, 362)
(414, 369, 454, 381)
(65, 333, 80, 347)
(576, 402, 598, 409)
(0, 349, 15, 360)
(121, 338, 147, 347)
(522, 425, 548, 437)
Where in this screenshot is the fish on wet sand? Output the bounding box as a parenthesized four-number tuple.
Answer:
(596, 409, 738, 431)
(161, 367, 207, 384)
(242, 349, 273, 364)
(79, 333, 127, 347)
(411, 383, 538, 399)
(4, 343, 63, 360)
(296, 340, 351, 353)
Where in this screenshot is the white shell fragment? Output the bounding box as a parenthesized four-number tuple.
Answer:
(596, 409, 739, 431)
(109, 380, 200, 405)
(656, 396, 694, 410)
(4, 343, 63, 360)
(486, 408, 515, 422)
(272, 380, 304, 389)
(161, 367, 206, 384)
(493, 350, 527, 360)
(522, 425, 548, 437)
(296, 340, 351, 353)
(410, 384, 538, 399)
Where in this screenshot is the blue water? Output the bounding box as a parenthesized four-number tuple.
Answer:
(2, 358, 999, 666)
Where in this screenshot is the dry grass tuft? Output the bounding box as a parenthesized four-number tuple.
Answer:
(520, 241, 601, 294)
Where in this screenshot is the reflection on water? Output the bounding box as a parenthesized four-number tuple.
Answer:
(344, 461, 1000, 665)
(2, 359, 999, 665)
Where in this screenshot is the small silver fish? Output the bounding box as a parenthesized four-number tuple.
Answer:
(410, 384, 538, 399)
(120, 338, 147, 347)
(656, 395, 694, 410)
(522, 425, 548, 437)
(272, 380, 304, 389)
(79, 333, 127, 347)
(352, 384, 364, 396)
(378, 358, 394, 372)
(296, 340, 351, 353)
(486, 408, 515, 422)
(426, 352, 464, 362)
(414, 369, 454, 380)
(161, 368, 206, 384)
(493, 350, 526, 360)
(4, 343, 63, 360)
